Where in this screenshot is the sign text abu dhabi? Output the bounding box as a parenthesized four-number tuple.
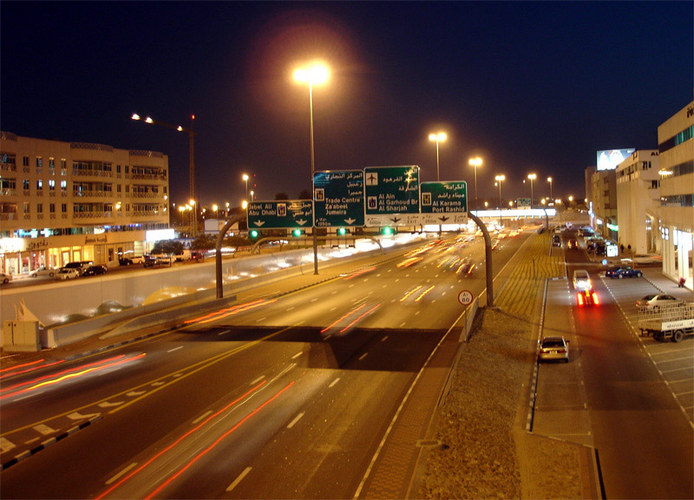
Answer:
(246, 200, 314, 229)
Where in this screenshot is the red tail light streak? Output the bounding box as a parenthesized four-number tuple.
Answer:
(0, 354, 146, 400)
(342, 266, 376, 280)
(0, 358, 66, 380)
(183, 299, 276, 325)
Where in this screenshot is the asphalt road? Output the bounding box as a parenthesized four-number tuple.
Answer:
(1, 231, 526, 498)
(538, 229, 693, 499)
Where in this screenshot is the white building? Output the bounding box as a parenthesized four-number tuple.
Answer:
(0, 131, 170, 274)
(615, 150, 660, 255)
(657, 101, 694, 289)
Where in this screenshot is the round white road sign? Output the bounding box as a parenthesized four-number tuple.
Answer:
(458, 289, 474, 306)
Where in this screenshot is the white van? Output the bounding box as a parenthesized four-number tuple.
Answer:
(572, 270, 592, 291)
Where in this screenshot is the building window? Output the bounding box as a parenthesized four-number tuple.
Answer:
(125, 185, 130, 193)
(37, 203, 43, 214)
(37, 180, 43, 190)
(23, 156, 29, 166)
(23, 202, 30, 214)
(117, 184, 122, 193)
(117, 165, 121, 173)
(36, 157, 42, 168)
(60, 180, 67, 191)
(48, 179, 56, 190)
(23, 179, 30, 190)
(49, 203, 56, 213)
(125, 166, 129, 174)
(49, 158, 55, 169)
(61, 203, 67, 213)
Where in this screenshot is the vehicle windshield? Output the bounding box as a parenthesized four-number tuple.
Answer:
(542, 339, 564, 348)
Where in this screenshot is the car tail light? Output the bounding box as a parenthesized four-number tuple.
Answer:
(592, 292, 599, 305)
(558, 349, 566, 353)
(577, 293, 584, 306)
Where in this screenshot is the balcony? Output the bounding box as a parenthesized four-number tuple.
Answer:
(73, 211, 114, 219)
(72, 169, 113, 178)
(1, 163, 17, 172)
(131, 192, 161, 199)
(0, 213, 18, 221)
(0, 188, 17, 196)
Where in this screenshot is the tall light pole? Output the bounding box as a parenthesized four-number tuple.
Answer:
(546, 176, 553, 203)
(527, 173, 537, 208)
(428, 131, 447, 181)
(468, 157, 483, 212)
(293, 61, 329, 275)
(242, 173, 249, 200)
(495, 174, 505, 226)
(132, 113, 197, 237)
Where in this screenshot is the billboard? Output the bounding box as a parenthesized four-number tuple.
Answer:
(596, 149, 635, 171)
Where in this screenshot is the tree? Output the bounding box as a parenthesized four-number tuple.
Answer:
(151, 239, 184, 255)
(190, 234, 216, 251)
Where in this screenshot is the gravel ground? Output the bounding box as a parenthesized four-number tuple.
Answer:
(417, 306, 586, 499)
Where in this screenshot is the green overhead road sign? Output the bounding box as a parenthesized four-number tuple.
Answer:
(313, 170, 364, 227)
(247, 200, 313, 229)
(420, 181, 468, 224)
(364, 165, 421, 226)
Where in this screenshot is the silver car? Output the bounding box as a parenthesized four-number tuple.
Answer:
(635, 294, 683, 311)
(538, 336, 570, 363)
(0, 272, 12, 284)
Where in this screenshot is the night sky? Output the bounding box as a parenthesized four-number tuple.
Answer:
(2, 1, 692, 208)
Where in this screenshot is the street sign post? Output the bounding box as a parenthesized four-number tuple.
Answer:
(420, 180, 468, 225)
(247, 200, 314, 230)
(313, 170, 364, 228)
(364, 165, 421, 227)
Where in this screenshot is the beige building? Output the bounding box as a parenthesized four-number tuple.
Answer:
(615, 150, 660, 254)
(588, 168, 618, 241)
(657, 101, 694, 288)
(0, 131, 170, 274)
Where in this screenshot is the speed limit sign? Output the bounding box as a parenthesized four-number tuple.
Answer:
(458, 289, 474, 306)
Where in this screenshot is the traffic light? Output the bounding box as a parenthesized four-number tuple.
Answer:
(249, 229, 260, 239)
(292, 229, 303, 237)
(337, 227, 347, 236)
(381, 226, 394, 236)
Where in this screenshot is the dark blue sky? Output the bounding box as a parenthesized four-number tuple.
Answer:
(2, 1, 692, 207)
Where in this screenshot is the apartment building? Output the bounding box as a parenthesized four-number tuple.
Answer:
(657, 101, 694, 288)
(0, 131, 170, 274)
(615, 150, 660, 255)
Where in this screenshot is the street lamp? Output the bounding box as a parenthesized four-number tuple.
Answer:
(428, 131, 447, 181)
(495, 174, 505, 226)
(242, 173, 249, 200)
(546, 176, 553, 202)
(468, 157, 483, 212)
(250, 190, 255, 202)
(527, 173, 537, 208)
(131, 112, 197, 236)
(293, 61, 329, 275)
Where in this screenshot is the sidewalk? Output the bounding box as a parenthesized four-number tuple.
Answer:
(640, 267, 694, 302)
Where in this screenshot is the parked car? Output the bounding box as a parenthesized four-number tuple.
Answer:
(538, 336, 570, 363)
(0, 272, 12, 284)
(55, 268, 80, 280)
(63, 261, 94, 276)
(605, 266, 643, 279)
(29, 266, 57, 278)
(83, 265, 108, 276)
(636, 294, 683, 311)
(143, 255, 170, 268)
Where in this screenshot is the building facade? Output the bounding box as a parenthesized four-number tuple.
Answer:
(0, 131, 170, 274)
(588, 168, 618, 241)
(657, 101, 694, 288)
(615, 150, 660, 255)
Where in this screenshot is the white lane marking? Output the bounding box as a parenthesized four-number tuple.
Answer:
(359, 353, 368, 361)
(310, 298, 318, 302)
(167, 346, 183, 353)
(172, 373, 183, 378)
(381, 335, 389, 342)
(330, 306, 337, 311)
(329, 377, 340, 388)
(286, 307, 295, 312)
(382, 284, 388, 288)
(33, 424, 56, 435)
(98, 401, 124, 408)
(127, 390, 146, 397)
(0, 437, 16, 453)
(68, 411, 100, 420)
(415, 311, 421, 316)
(226, 466, 252, 492)
(400, 322, 406, 327)
(251, 375, 266, 385)
(291, 351, 303, 360)
(286, 412, 305, 429)
(255, 316, 267, 323)
(151, 381, 164, 387)
(349, 284, 355, 288)
(217, 329, 232, 336)
(106, 462, 138, 485)
(193, 410, 213, 424)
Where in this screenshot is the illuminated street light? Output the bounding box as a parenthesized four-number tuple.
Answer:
(293, 61, 329, 275)
(546, 176, 553, 201)
(242, 200, 248, 210)
(250, 190, 255, 201)
(527, 173, 537, 208)
(242, 173, 249, 200)
(495, 174, 505, 226)
(468, 157, 483, 211)
(428, 131, 447, 181)
(131, 112, 197, 236)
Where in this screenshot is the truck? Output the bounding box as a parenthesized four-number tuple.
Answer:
(638, 303, 694, 342)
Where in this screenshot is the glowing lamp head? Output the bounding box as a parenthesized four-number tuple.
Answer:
(293, 63, 329, 85)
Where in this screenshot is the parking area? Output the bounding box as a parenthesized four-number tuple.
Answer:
(600, 272, 694, 425)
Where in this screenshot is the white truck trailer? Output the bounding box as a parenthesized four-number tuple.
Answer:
(638, 303, 694, 342)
